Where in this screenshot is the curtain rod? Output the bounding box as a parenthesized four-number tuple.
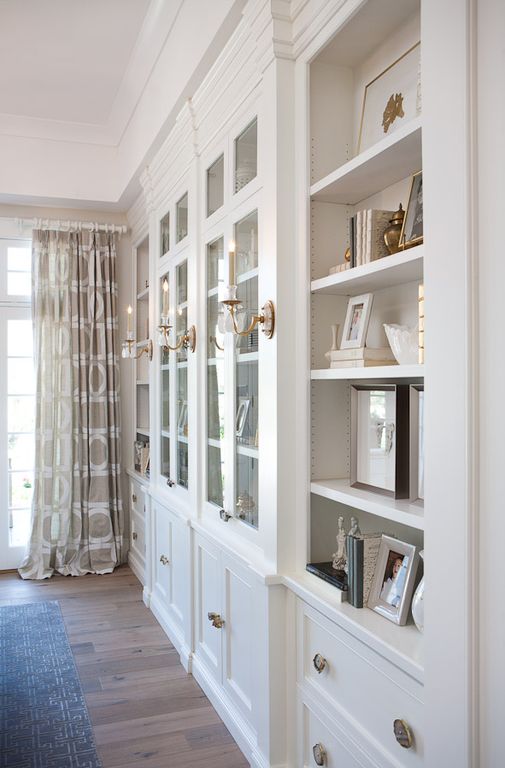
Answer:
(10, 217, 127, 236)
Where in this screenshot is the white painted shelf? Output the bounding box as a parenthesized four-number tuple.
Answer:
(136, 427, 150, 437)
(208, 437, 222, 449)
(177, 435, 189, 444)
(310, 117, 422, 205)
(136, 380, 149, 386)
(236, 444, 258, 458)
(136, 287, 149, 301)
(312, 246, 423, 296)
(236, 351, 259, 362)
(311, 365, 424, 380)
(311, 478, 424, 530)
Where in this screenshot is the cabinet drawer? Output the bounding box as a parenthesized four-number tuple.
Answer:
(130, 479, 145, 516)
(299, 698, 372, 768)
(297, 600, 423, 765)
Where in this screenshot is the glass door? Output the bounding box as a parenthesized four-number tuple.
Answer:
(206, 237, 225, 507)
(160, 272, 171, 481)
(175, 260, 189, 488)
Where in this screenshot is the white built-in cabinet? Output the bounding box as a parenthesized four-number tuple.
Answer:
(124, 1, 477, 766)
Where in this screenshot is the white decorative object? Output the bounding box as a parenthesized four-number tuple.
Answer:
(411, 550, 425, 633)
(324, 323, 340, 364)
(332, 515, 347, 570)
(349, 516, 361, 537)
(383, 323, 419, 365)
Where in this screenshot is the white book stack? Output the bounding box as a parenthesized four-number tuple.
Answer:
(353, 209, 394, 267)
(325, 346, 397, 368)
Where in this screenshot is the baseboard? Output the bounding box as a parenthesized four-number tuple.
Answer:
(127, 550, 145, 586)
(142, 586, 150, 607)
(191, 654, 267, 768)
(149, 591, 191, 670)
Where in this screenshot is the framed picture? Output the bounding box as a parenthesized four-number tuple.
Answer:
(340, 293, 373, 350)
(368, 535, 419, 625)
(236, 397, 251, 437)
(400, 171, 423, 248)
(350, 384, 410, 498)
(409, 385, 424, 501)
(357, 42, 421, 154)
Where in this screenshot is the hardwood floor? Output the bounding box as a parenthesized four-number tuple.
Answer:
(0, 566, 249, 768)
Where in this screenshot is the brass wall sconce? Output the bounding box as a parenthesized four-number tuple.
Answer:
(158, 279, 196, 353)
(220, 241, 275, 339)
(121, 305, 153, 360)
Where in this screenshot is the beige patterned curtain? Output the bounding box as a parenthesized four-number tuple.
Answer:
(19, 229, 124, 579)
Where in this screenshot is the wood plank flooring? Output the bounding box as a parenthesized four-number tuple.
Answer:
(0, 566, 249, 768)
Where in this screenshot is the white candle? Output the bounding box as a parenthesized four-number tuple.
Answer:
(162, 278, 169, 317)
(228, 240, 236, 286)
(127, 305, 132, 333)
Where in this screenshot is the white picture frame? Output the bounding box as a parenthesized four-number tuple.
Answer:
(367, 535, 419, 625)
(357, 42, 421, 154)
(236, 397, 251, 437)
(340, 293, 374, 350)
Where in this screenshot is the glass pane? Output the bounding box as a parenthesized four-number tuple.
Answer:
(207, 237, 224, 292)
(235, 210, 258, 275)
(8, 397, 35, 434)
(207, 155, 224, 217)
(160, 212, 170, 256)
(236, 455, 258, 528)
(9, 472, 34, 508)
(177, 442, 188, 489)
(235, 275, 258, 356)
(176, 193, 188, 243)
(10, 508, 31, 547)
(161, 436, 170, 479)
(207, 236, 225, 508)
(8, 358, 35, 394)
(207, 444, 224, 507)
(8, 434, 35, 471)
(8, 320, 33, 358)
(177, 260, 188, 304)
(161, 370, 170, 430)
(8, 246, 31, 271)
(235, 118, 257, 193)
(8, 272, 31, 297)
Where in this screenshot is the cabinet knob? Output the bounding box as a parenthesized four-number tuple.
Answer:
(312, 743, 327, 766)
(132, 532, 138, 541)
(207, 612, 225, 629)
(167, 478, 175, 488)
(132, 493, 137, 503)
(393, 719, 414, 749)
(160, 554, 170, 566)
(312, 653, 327, 674)
(219, 508, 232, 522)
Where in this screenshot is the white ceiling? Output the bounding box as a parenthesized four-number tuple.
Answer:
(0, 0, 151, 125)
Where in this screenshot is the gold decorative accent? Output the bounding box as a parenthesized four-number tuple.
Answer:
(344, 247, 351, 263)
(312, 653, 327, 674)
(312, 743, 327, 766)
(383, 92, 404, 133)
(159, 554, 170, 566)
(210, 334, 224, 352)
(122, 338, 153, 361)
(158, 323, 196, 353)
(383, 204, 405, 255)
(393, 719, 414, 749)
(207, 612, 225, 629)
(221, 299, 275, 340)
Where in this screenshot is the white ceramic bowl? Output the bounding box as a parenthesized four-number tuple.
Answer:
(383, 323, 419, 365)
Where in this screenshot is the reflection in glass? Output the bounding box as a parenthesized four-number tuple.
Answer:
(235, 118, 257, 194)
(236, 455, 258, 528)
(176, 193, 188, 243)
(356, 389, 396, 491)
(207, 154, 224, 217)
(160, 212, 170, 256)
(176, 259, 189, 489)
(160, 273, 170, 480)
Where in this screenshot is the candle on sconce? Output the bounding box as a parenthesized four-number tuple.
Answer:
(127, 305, 132, 333)
(228, 240, 236, 287)
(162, 278, 169, 317)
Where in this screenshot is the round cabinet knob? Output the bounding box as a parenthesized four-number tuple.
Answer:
(312, 653, 327, 674)
(393, 719, 414, 749)
(159, 554, 170, 566)
(132, 493, 137, 503)
(312, 742, 327, 766)
(207, 612, 225, 629)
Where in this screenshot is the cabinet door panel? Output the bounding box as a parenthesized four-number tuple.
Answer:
(194, 535, 221, 682)
(153, 504, 172, 603)
(222, 554, 254, 722)
(299, 699, 370, 768)
(168, 515, 186, 626)
(130, 508, 146, 564)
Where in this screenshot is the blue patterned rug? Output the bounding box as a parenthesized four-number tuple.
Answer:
(0, 600, 102, 768)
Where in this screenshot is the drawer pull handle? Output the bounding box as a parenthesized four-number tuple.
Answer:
(132, 493, 137, 503)
(312, 743, 327, 766)
(207, 612, 225, 629)
(132, 532, 138, 540)
(160, 554, 170, 566)
(219, 508, 232, 522)
(313, 653, 327, 674)
(167, 478, 175, 488)
(393, 719, 414, 749)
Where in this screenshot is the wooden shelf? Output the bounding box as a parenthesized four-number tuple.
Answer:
(312, 246, 423, 296)
(310, 117, 422, 205)
(311, 365, 424, 381)
(311, 478, 424, 530)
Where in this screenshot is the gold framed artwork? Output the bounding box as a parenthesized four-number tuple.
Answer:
(400, 171, 423, 248)
(357, 42, 421, 154)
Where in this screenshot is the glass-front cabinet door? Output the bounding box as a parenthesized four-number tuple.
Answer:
(160, 272, 171, 482)
(206, 237, 225, 507)
(175, 260, 188, 489)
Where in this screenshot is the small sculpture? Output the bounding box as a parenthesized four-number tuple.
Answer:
(349, 516, 361, 537)
(383, 204, 405, 254)
(324, 323, 340, 364)
(332, 516, 347, 571)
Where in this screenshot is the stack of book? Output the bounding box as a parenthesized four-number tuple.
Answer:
(349, 209, 394, 267)
(329, 262, 351, 275)
(325, 346, 397, 368)
(346, 532, 382, 608)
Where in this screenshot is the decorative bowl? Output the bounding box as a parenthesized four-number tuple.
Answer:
(383, 323, 419, 365)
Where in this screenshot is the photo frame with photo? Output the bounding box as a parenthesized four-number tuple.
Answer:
(340, 293, 374, 350)
(400, 171, 423, 248)
(367, 535, 419, 625)
(350, 384, 410, 498)
(409, 385, 424, 501)
(357, 42, 421, 154)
